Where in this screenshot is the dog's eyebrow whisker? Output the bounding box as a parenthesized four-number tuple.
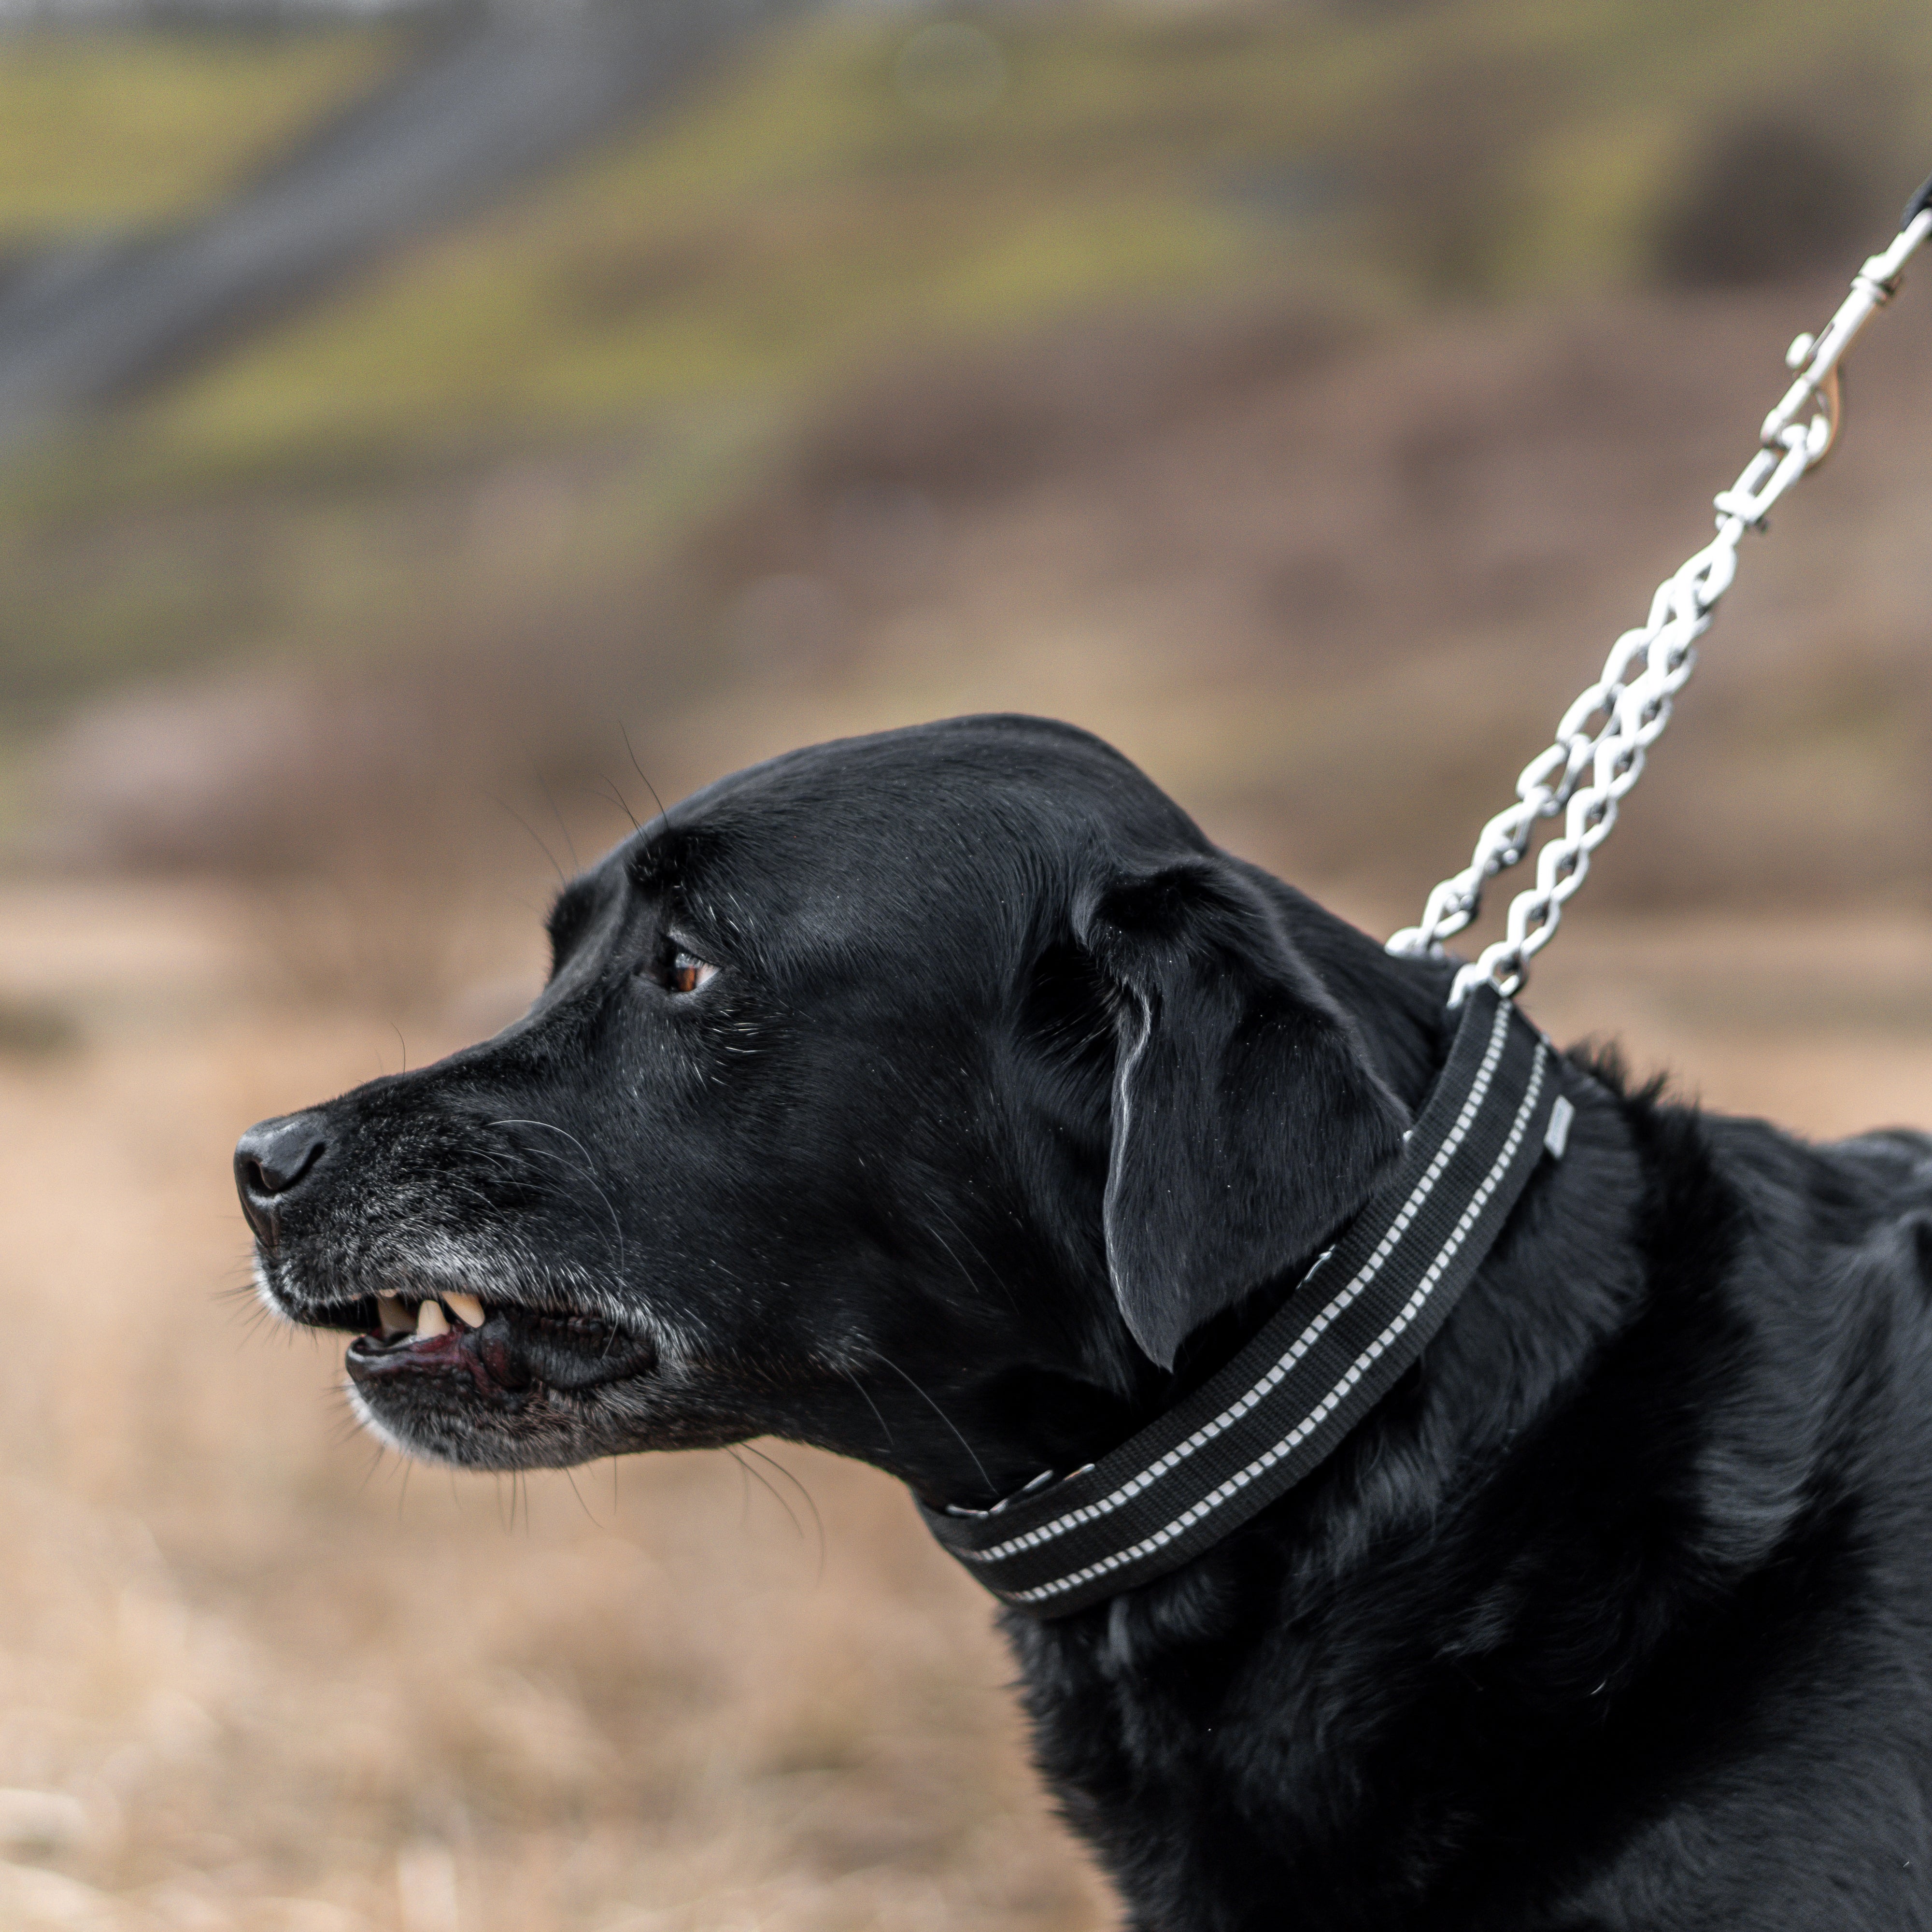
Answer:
(871, 1351, 993, 1492)
(597, 773, 641, 835)
(619, 721, 669, 839)
(485, 789, 568, 891)
(524, 740, 579, 876)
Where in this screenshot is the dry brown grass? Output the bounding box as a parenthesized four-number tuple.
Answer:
(2, 868, 1929, 1931)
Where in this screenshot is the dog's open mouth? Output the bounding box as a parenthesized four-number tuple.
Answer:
(299, 1290, 659, 1400)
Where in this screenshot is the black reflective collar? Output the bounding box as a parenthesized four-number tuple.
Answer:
(920, 984, 1573, 1620)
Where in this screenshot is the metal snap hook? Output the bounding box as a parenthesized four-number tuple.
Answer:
(1781, 331, 1842, 469)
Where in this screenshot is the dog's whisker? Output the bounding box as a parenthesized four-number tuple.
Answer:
(725, 1446, 804, 1544)
(739, 1441, 825, 1580)
(870, 1351, 992, 1492)
(835, 1363, 896, 1453)
(561, 1465, 602, 1529)
(488, 1118, 628, 1277)
(921, 1191, 1018, 1317)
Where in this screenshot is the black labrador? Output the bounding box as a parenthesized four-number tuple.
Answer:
(236, 714, 1932, 1931)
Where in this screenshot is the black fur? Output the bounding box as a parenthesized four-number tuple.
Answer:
(237, 715, 1932, 1930)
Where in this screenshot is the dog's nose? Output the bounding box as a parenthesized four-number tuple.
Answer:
(234, 1114, 328, 1239)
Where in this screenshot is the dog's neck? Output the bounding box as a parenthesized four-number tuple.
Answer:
(834, 891, 1469, 1517)
(1249, 873, 1463, 1117)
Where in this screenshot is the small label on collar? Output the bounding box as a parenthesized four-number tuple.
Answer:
(944, 1464, 1060, 1519)
(1544, 1094, 1575, 1161)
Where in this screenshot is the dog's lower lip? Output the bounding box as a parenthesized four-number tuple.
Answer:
(347, 1321, 517, 1394)
(341, 1302, 657, 1396)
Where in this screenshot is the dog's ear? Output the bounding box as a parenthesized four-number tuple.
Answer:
(1079, 863, 1409, 1370)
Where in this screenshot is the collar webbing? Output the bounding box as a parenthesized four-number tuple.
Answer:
(919, 984, 1570, 1619)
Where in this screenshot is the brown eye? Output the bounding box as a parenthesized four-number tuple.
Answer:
(669, 950, 718, 994)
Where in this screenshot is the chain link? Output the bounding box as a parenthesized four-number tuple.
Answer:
(1389, 194, 1932, 1006)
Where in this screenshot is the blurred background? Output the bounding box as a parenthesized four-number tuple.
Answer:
(2, 0, 1931, 1925)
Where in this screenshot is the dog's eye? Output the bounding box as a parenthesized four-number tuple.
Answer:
(668, 950, 718, 995)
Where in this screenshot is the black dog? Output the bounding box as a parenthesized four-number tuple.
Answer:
(236, 714, 1932, 1930)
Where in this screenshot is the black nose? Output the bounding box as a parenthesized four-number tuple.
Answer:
(234, 1113, 328, 1240)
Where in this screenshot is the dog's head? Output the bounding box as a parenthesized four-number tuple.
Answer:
(237, 716, 1432, 1504)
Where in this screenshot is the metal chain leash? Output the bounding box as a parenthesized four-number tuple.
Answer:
(1388, 174, 1932, 1008)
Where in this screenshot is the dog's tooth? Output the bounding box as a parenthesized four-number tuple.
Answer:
(377, 1295, 412, 1335)
(444, 1292, 485, 1331)
(415, 1299, 449, 1338)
